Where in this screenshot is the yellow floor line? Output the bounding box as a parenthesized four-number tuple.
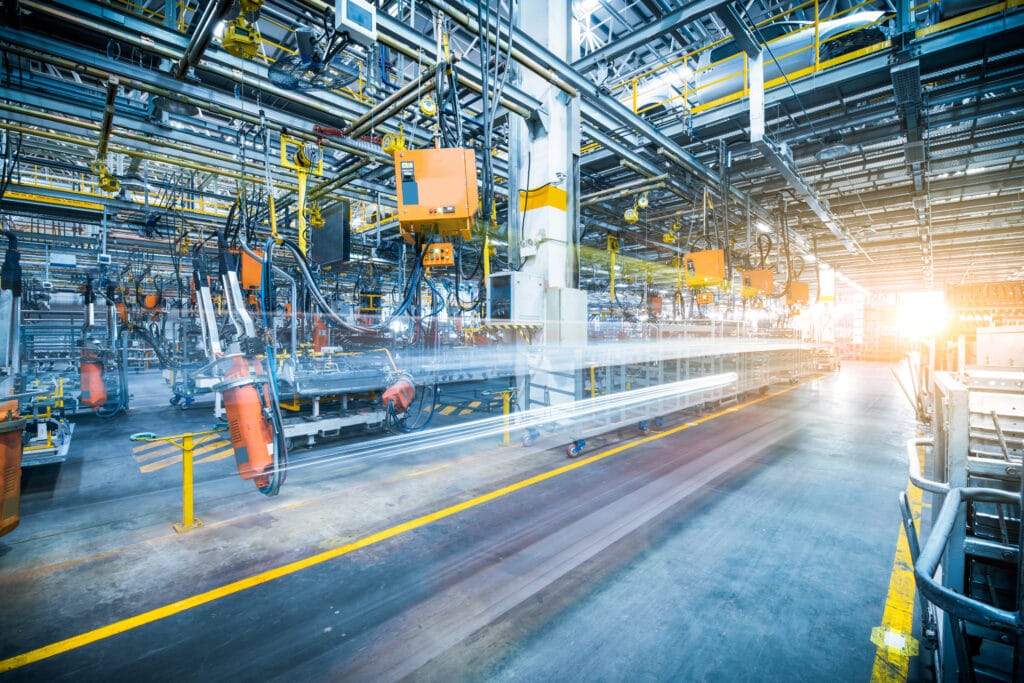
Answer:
(870, 442, 924, 682)
(439, 405, 457, 416)
(0, 382, 802, 673)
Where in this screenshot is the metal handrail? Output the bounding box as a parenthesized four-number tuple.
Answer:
(913, 485, 1022, 632)
(906, 437, 950, 494)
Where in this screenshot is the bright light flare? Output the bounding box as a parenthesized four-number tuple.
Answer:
(897, 291, 947, 339)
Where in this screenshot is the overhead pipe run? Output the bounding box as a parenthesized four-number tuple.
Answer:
(95, 76, 118, 161)
(342, 64, 439, 139)
(172, 0, 235, 80)
(581, 175, 668, 207)
(12, 4, 385, 160)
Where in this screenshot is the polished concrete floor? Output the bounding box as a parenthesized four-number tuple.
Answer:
(0, 362, 915, 681)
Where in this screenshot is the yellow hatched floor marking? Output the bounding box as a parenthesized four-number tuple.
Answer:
(133, 434, 219, 463)
(0, 382, 803, 673)
(194, 446, 236, 465)
(439, 405, 458, 416)
(459, 400, 483, 416)
(131, 439, 178, 455)
(870, 442, 925, 682)
(136, 439, 233, 473)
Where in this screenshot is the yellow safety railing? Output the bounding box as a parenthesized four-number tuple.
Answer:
(614, 0, 898, 116)
(617, 0, 1021, 117)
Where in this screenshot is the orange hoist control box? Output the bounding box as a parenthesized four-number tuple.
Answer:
(394, 148, 479, 243)
(787, 282, 810, 306)
(684, 249, 725, 288)
(696, 291, 715, 305)
(421, 242, 455, 268)
(742, 269, 774, 298)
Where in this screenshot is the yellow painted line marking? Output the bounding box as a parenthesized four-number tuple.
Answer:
(469, 400, 481, 408)
(133, 444, 176, 461)
(133, 435, 219, 463)
(440, 405, 457, 416)
(194, 447, 235, 465)
(407, 464, 450, 478)
(870, 442, 925, 682)
(0, 381, 803, 673)
(137, 440, 233, 473)
(139, 456, 181, 474)
(131, 440, 176, 455)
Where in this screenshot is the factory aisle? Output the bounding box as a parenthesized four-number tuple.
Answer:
(0, 362, 915, 681)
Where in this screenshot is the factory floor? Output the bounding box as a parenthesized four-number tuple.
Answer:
(0, 362, 920, 681)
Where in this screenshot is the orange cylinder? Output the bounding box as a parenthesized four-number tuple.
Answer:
(222, 357, 275, 489)
(382, 377, 415, 413)
(0, 416, 26, 538)
(79, 359, 108, 410)
(312, 319, 329, 351)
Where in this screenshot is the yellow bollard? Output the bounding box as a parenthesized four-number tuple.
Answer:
(178, 433, 198, 533)
(502, 390, 512, 447)
(130, 427, 225, 533)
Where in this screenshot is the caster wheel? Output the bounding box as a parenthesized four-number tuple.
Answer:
(169, 394, 181, 406)
(638, 420, 650, 435)
(181, 396, 195, 409)
(654, 417, 665, 427)
(566, 439, 585, 458)
(521, 428, 540, 447)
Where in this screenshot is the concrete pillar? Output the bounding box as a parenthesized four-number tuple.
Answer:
(513, 0, 578, 292)
(511, 0, 587, 420)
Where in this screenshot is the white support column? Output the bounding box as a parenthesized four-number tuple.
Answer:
(512, 0, 586, 420)
(514, 0, 577, 294)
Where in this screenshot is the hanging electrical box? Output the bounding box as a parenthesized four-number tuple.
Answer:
(683, 249, 725, 288)
(787, 282, 810, 306)
(394, 148, 479, 243)
(486, 272, 543, 323)
(335, 0, 377, 46)
(421, 242, 455, 268)
(742, 269, 773, 298)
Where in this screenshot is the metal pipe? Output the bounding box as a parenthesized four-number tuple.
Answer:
(10, 5, 386, 160)
(0, 102, 269, 176)
(581, 183, 666, 207)
(307, 159, 371, 203)
(96, 76, 119, 160)
(417, 0, 578, 97)
(172, 0, 234, 80)
(905, 437, 948, 494)
(581, 175, 668, 204)
(271, 265, 298, 359)
(344, 64, 439, 139)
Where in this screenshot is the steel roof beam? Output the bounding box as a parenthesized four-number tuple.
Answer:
(573, 0, 731, 72)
